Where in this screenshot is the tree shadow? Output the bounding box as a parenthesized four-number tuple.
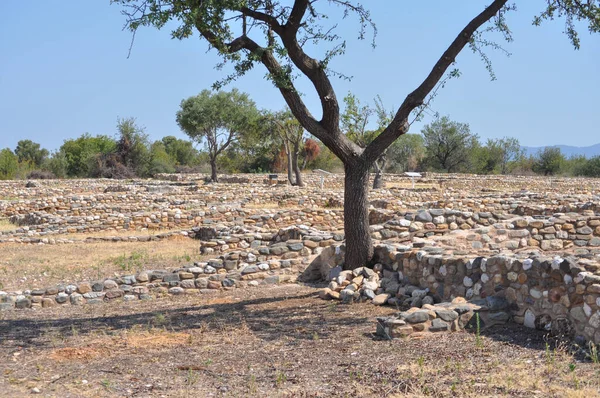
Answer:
(0, 292, 372, 349)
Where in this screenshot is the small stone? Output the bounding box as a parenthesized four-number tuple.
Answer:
(406, 311, 429, 324)
(429, 318, 449, 332)
(372, 293, 390, 305)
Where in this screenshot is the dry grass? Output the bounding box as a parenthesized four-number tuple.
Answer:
(0, 237, 204, 291)
(1, 286, 600, 397)
(0, 219, 15, 232)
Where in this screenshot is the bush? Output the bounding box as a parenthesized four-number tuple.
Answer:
(27, 170, 56, 180)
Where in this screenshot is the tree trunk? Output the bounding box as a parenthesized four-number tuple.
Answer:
(343, 162, 373, 270)
(292, 142, 303, 187)
(286, 147, 295, 185)
(372, 154, 387, 189)
(209, 157, 218, 182)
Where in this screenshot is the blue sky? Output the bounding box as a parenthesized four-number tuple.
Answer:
(1, 1, 598, 152)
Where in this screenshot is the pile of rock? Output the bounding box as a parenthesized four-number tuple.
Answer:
(376, 298, 481, 338)
(319, 264, 439, 309)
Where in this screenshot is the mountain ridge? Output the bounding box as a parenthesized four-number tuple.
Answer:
(521, 143, 600, 158)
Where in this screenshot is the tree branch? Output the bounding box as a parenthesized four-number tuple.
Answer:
(363, 0, 508, 164)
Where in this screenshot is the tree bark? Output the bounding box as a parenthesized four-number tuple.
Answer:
(292, 141, 303, 187)
(209, 156, 218, 182)
(372, 153, 387, 189)
(343, 162, 372, 270)
(285, 143, 295, 185)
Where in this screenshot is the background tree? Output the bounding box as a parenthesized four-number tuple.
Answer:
(268, 109, 305, 186)
(114, 0, 600, 269)
(148, 141, 176, 175)
(386, 134, 426, 173)
(422, 116, 478, 173)
(176, 89, 259, 182)
(60, 134, 117, 177)
(15, 140, 49, 168)
(0, 148, 18, 180)
(533, 147, 565, 176)
(161, 136, 199, 166)
(301, 138, 321, 169)
(575, 156, 600, 177)
(115, 117, 150, 176)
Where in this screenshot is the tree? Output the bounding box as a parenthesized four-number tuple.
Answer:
(148, 141, 176, 175)
(267, 109, 305, 186)
(301, 138, 321, 169)
(15, 140, 49, 168)
(114, 0, 600, 269)
(533, 147, 565, 176)
(60, 134, 117, 177)
(576, 156, 600, 177)
(0, 148, 18, 180)
(116, 117, 150, 176)
(386, 134, 426, 173)
(176, 89, 259, 182)
(422, 116, 478, 173)
(161, 136, 198, 166)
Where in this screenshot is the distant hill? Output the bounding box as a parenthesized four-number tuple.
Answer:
(522, 143, 600, 158)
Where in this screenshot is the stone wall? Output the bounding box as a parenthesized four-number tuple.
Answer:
(366, 244, 600, 344)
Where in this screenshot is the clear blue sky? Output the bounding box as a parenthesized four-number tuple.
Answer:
(1, 1, 598, 152)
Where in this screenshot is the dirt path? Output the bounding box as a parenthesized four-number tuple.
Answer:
(1, 284, 599, 397)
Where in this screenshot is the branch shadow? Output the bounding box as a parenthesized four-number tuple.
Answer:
(0, 292, 372, 349)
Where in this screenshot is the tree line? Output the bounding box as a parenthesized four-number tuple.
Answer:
(1, 89, 599, 181)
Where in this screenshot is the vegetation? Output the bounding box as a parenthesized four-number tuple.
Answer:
(110, 0, 600, 269)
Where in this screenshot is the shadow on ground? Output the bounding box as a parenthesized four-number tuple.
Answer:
(0, 290, 376, 348)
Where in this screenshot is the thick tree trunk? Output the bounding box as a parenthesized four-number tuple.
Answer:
(292, 142, 303, 187)
(209, 157, 218, 182)
(343, 162, 373, 270)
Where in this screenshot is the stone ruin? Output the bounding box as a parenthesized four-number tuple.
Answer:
(1, 172, 600, 345)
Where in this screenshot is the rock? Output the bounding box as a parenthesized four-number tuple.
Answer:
(434, 309, 458, 322)
(372, 293, 390, 305)
(429, 318, 449, 332)
(415, 211, 432, 223)
(168, 287, 185, 295)
(77, 282, 92, 294)
(405, 311, 429, 324)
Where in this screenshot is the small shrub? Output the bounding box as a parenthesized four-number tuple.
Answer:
(27, 170, 56, 180)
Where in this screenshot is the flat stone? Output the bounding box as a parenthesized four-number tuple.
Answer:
(405, 310, 429, 324)
(429, 318, 449, 332)
(372, 293, 390, 305)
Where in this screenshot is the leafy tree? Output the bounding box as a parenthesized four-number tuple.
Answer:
(115, 117, 150, 176)
(267, 109, 305, 186)
(161, 136, 198, 166)
(114, 0, 600, 269)
(60, 134, 117, 177)
(176, 89, 260, 182)
(533, 147, 565, 176)
(0, 148, 18, 180)
(575, 156, 600, 177)
(386, 134, 426, 173)
(422, 116, 479, 173)
(42, 151, 68, 178)
(15, 140, 49, 167)
(148, 141, 176, 175)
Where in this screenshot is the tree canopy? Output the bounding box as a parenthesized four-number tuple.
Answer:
(176, 89, 260, 182)
(112, 0, 600, 268)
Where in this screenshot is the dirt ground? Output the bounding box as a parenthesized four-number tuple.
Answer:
(1, 284, 599, 397)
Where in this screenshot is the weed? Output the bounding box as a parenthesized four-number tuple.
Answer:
(588, 342, 599, 364)
(152, 313, 168, 326)
(275, 371, 287, 387)
(100, 379, 112, 391)
(312, 331, 319, 341)
(475, 313, 483, 348)
(248, 374, 257, 394)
